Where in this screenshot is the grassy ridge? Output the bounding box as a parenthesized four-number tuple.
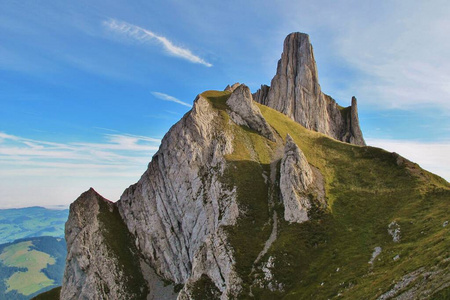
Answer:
(202, 91, 450, 299)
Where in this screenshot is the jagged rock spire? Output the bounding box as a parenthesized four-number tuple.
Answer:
(254, 32, 365, 146)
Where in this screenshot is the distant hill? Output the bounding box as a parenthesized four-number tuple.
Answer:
(0, 236, 66, 300)
(0, 207, 68, 244)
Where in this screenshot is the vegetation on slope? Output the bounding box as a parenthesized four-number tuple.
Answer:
(202, 90, 450, 299)
(97, 199, 149, 299)
(260, 104, 450, 299)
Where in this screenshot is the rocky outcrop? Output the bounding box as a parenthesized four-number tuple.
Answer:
(347, 97, 364, 144)
(226, 84, 276, 141)
(118, 94, 242, 299)
(254, 32, 365, 146)
(61, 188, 148, 300)
(252, 84, 270, 105)
(279, 135, 325, 223)
(224, 82, 241, 92)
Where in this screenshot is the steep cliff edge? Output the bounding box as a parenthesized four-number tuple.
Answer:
(60, 33, 450, 300)
(61, 188, 148, 299)
(117, 92, 243, 299)
(253, 32, 366, 146)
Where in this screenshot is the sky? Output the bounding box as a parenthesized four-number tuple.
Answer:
(1, 0, 449, 208)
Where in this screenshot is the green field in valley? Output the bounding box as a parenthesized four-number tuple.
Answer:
(0, 237, 66, 300)
(0, 241, 55, 296)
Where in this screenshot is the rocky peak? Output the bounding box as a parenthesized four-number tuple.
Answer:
(349, 96, 364, 143)
(254, 32, 366, 146)
(61, 188, 149, 300)
(226, 84, 276, 141)
(224, 82, 241, 92)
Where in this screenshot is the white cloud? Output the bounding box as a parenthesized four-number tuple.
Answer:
(367, 138, 450, 182)
(0, 131, 160, 175)
(103, 18, 212, 67)
(151, 91, 192, 108)
(0, 131, 162, 208)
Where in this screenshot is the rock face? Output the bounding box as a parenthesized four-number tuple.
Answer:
(280, 135, 325, 223)
(226, 84, 276, 141)
(253, 32, 366, 146)
(118, 94, 242, 299)
(61, 188, 148, 300)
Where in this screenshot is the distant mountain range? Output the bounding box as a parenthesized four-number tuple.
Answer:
(0, 207, 68, 245)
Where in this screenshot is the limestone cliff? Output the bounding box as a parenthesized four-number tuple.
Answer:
(253, 32, 366, 146)
(117, 93, 243, 299)
(61, 188, 149, 300)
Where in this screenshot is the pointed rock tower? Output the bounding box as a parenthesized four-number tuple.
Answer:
(253, 32, 365, 146)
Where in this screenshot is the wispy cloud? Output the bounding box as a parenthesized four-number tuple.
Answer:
(103, 19, 212, 67)
(0, 131, 163, 208)
(0, 131, 160, 173)
(367, 138, 450, 182)
(151, 92, 192, 108)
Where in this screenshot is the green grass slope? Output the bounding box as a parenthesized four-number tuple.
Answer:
(0, 237, 66, 300)
(201, 91, 450, 299)
(0, 207, 68, 245)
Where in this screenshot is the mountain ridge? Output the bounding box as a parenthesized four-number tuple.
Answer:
(59, 33, 450, 299)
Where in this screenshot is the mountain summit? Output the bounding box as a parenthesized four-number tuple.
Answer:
(59, 33, 449, 300)
(254, 32, 365, 145)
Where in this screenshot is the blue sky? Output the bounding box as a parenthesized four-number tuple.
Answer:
(1, 0, 449, 208)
